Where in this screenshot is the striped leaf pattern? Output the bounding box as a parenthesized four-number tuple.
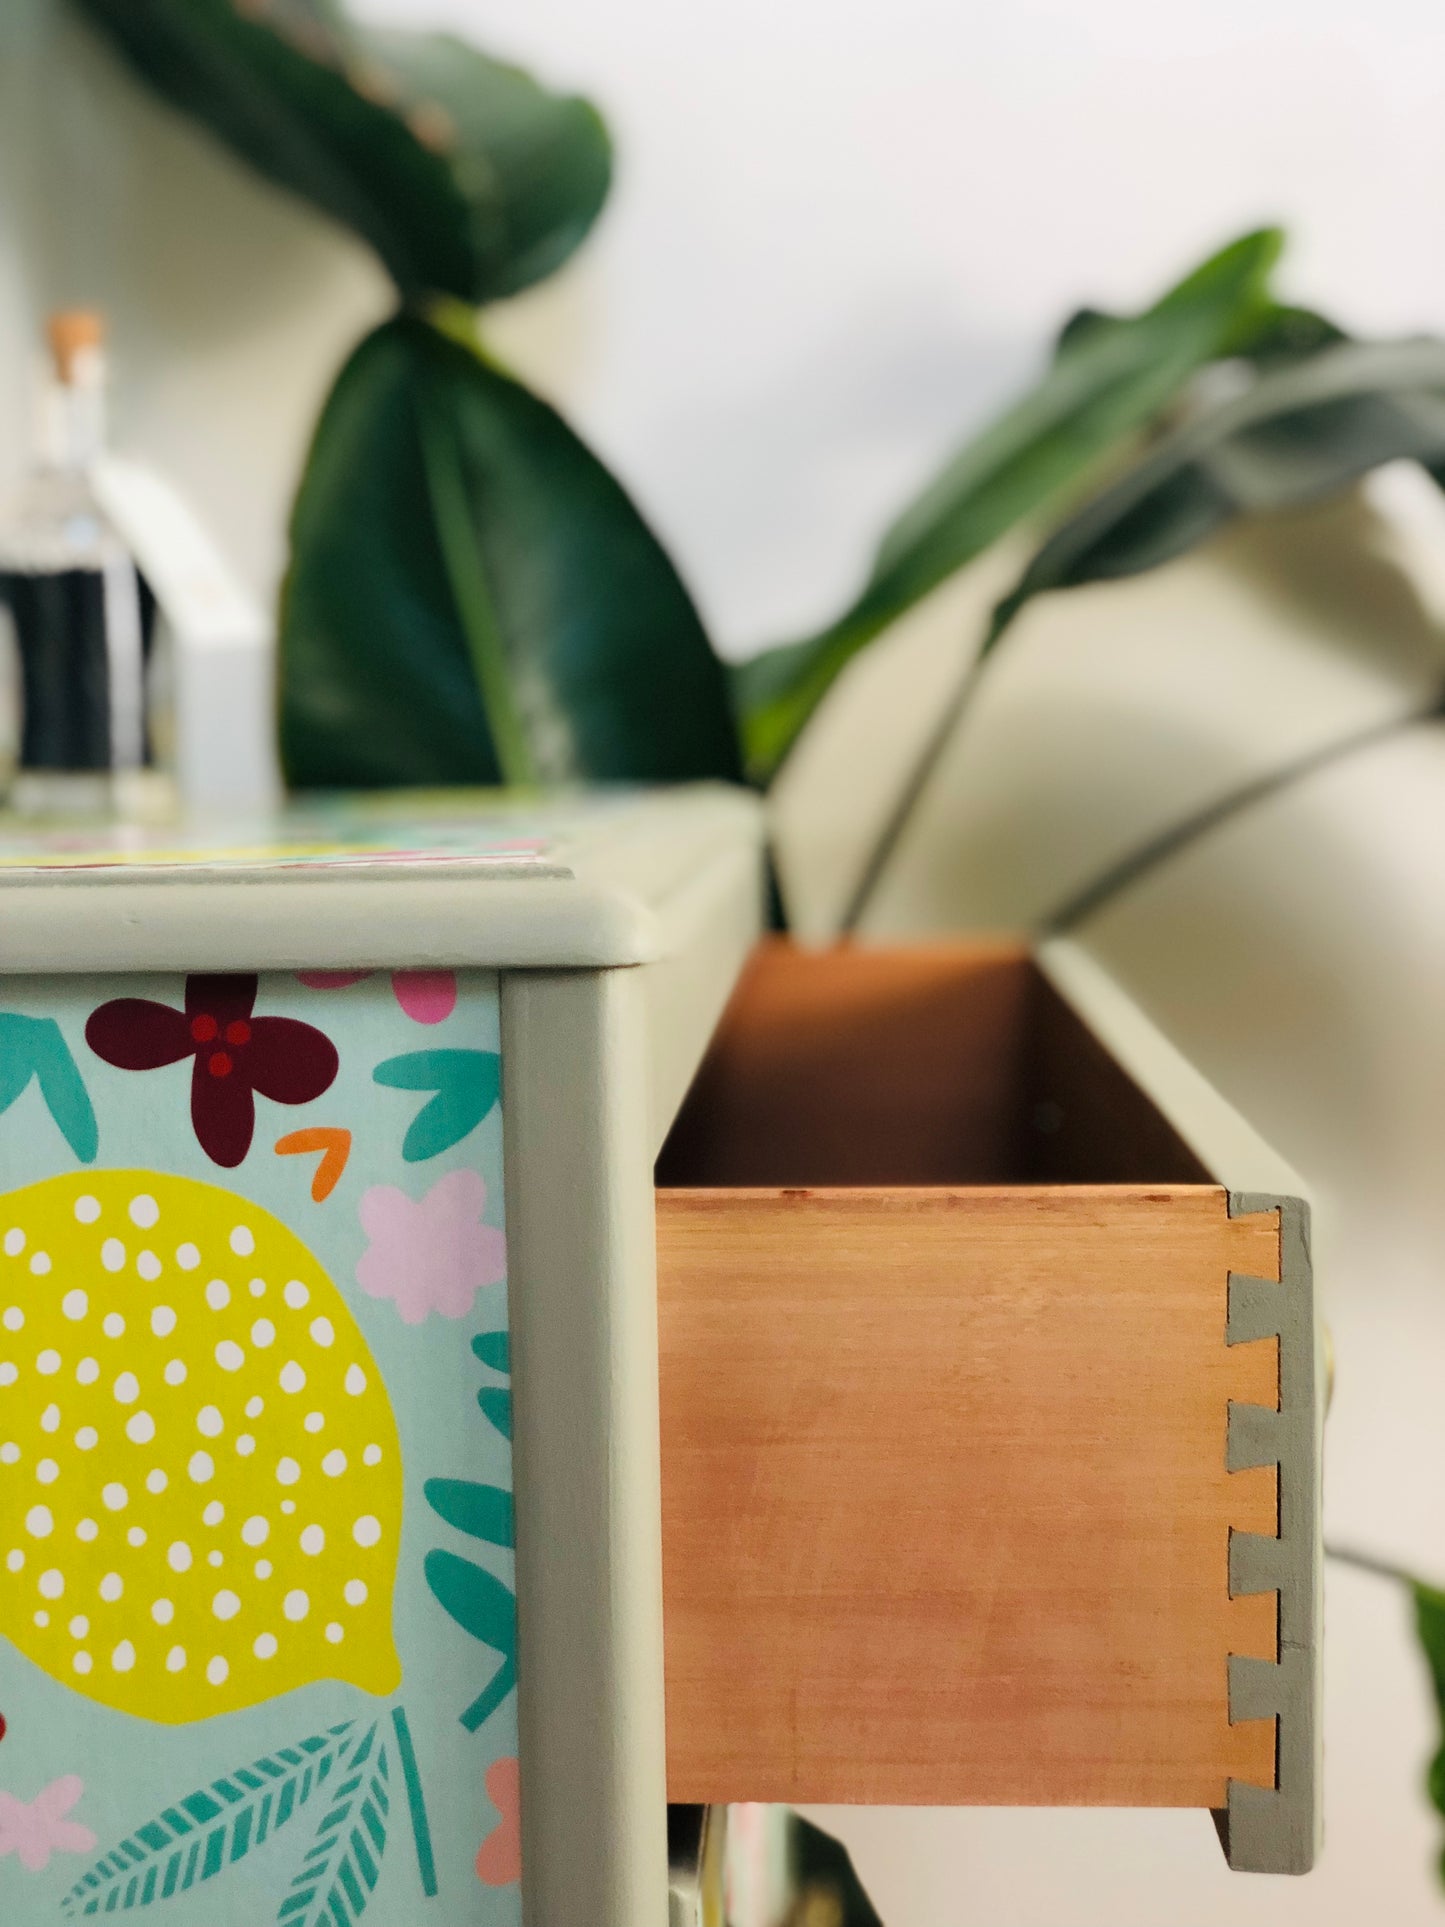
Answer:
(61, 1722, 355, 1916)
(278, 1721, 391, 1927)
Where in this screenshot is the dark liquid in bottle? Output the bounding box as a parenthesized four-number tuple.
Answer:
(2, 568, 112, 770)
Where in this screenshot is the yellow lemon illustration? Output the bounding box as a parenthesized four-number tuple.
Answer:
(0, 1171, 403, 1723)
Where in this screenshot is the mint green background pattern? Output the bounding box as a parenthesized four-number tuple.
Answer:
(0, 971, 519, 1926)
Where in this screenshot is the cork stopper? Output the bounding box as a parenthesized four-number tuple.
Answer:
(46, 309, 105, 383)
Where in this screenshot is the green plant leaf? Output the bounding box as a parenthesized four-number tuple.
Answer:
(424, 1549, 517, 1732)
(1416, 1582, 1445, 1875)
(62, 1722, 354, 1916)
(985, 337, 1445, 652)
(277, 1723, 389, 1927)
(734, 227, 1287, 778)
(73, 0, 611, 303)
(425, 1476, 515, 1548)
(280, 315, 742, 788)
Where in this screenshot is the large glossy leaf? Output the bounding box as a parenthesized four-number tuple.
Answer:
(1417, 1582, 1445, 1876)
(73, 0, 611, 302)
(734, 228, 1286, 778)
(985, 337, 1445, 651)
(279, 316, 741, 787)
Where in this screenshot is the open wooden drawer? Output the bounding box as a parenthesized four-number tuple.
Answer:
(654, 939, 1321, 1875)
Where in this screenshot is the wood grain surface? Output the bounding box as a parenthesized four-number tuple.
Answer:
(658, 1184, 1280, 1808)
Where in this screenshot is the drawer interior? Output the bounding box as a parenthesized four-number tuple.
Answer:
(656, 937, 1210, 1188)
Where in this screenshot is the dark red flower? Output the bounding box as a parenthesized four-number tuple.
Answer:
(86, 975, 338, 1168)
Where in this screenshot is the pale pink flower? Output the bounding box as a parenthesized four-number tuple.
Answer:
(0, 1776, 96, 1872)
(356, 1169, 506, 1325)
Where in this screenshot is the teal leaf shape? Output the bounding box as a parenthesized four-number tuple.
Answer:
(425, 1476, 514, 1549)
(278, 1723, 389, 1927)
(424, 1549, 518, 1732)
(471, 1330, 509, 1373)
(373, 1049, 500, 1161)
(476, 1386, 512, 1440)
(61, 1723, 354, 1916)
(0, 1013, 98, 1163)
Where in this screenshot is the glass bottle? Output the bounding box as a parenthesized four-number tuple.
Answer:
(0, 311, 151, 815)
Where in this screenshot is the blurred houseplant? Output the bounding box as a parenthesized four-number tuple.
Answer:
(70, 0, 1445, 1886)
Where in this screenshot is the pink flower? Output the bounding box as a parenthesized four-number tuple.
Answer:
(0, 1776, 96, 1872)
(474, 1756, 521, 1887)
(356, 1170, 506, 1325)
(296, 969, 457, 1025)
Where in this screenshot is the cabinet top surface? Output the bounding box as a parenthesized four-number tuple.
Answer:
(0, 785, 764, 973)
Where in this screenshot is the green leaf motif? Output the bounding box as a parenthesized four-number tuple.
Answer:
(73, 0, 611, 303)
(424, 1550, 517, 1733)
(471, 1329, 509, 1373)
(372, 1047, 500, 1161)
(0, 1014, 98, 1164)
(278, 1723, 390, 1927)
(734, 228, 1287, 777)
(476, 1385, 512, 1440)
(62, 1723, 354, 1916)
(425, 1476, 514, 1548)
(279, 317, 741, 791)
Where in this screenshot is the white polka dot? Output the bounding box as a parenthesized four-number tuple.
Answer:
(113, 1372, 139, 1406)
(279, 1362, 306, 1395)
(128, 1194, 159, 1230)
(308, 1317, 335, 1350)
(299, 1525, 325, 1556)
(112, 1639, 136, 1673)
(26, 1505, 52, 1537)
(0, 1363, 16, 1387)
(126, 1527, 146, 1548)
(207, 1550, 223, 1569)
(215, 1341, 244, 1373)
(202, 1501, 225, 1528)
(212, 1589, 241, 1622)
(229, 1226, 254, 1257)
(98, 1573, 122, 1603)
(164, 1360, 187, 1387)
(101, 1239, 126, 1273)
(196, 1405, 223, 1438)
(344, 1365, 367, 1396)
(205, 1279, 231, 1312)
(36, 1350, 61, 1376)
(75, 1427, 98, 1452)
(321, 1450, 347, 1478)
(175, 1243, 200, 1272)
(250, 1319, 276, 1349)
(2, 1229, 23, 1256)
(283, 1589, 309, 1623)
(61, 1291, 87, 1322)
(244, 1396, 264, 1419)
(40, 1404, 59, 1433)
(188, 1451, 214, 1484)
(76, 1357, 99, 1386)
(254, 1559, 273, 1580)
(276, 1458, 300, 1487)
(165, 1646, 186, 1673)
(101, 1483, 128, 1512)
(247, 1279, 266, 1302)
(28, 1252, 50, 1277)
(74, 1651, 93, 1675)
(235, 1434, 256, 1458)
(283, 1280, 309, 1310)
(325, 1622, 345, 1644)
(303, 1412, 325, 1435)
(241, 1516, 269, 1547)
(206, 1655, 229, 1686)
(146, 1468, 168, 1495)
(126, 1412, 156, 1446)
(74, 1196, 101, 1224)
(2, 1306, 23, 1332)
(253, 1631, 278, 1660)
(35, 1459, 58, 1485)
(151, 1598, 174, 1625)
(69, 1614, 89, 1638)
(167, 1541, 192, 1573)
(102, 1315, 124, 1340)
(343, 1580, 368, 1607)
(0, 1442, 18, 1464)
(33, 1610, 49, 1628)
(151, 1306, 177, 1339)
(352, 1515, 381, 1549)
(38, 1568, 64, 1599)
(136, 1250, 161, 1282)
(5, 1548, 24, 1572)
(280, 1500, 296, 1516)
(75, 1519, 97, 1543)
